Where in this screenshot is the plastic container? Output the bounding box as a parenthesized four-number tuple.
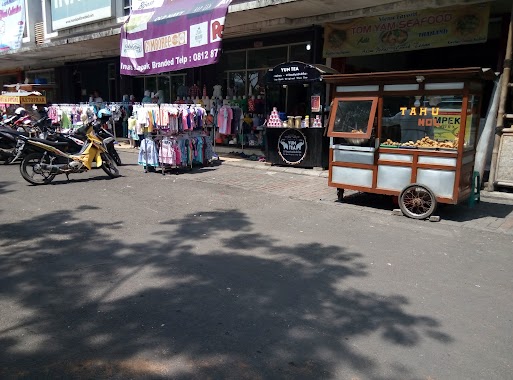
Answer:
(294, 116, 302, 128)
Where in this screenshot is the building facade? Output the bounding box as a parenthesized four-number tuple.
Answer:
(0, 0, 510, 104)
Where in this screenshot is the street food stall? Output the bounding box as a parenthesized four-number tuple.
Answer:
(264, 61, 338, 169)
(323, 67, 494, 219)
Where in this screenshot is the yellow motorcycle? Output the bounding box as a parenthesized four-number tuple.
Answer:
(19, 122, 120, 185)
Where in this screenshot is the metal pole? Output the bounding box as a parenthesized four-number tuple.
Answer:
(487, 4, 513, 191)
(475, 75, 501, 181)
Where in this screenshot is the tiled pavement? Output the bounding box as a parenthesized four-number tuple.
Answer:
(119, 145, 513, 235)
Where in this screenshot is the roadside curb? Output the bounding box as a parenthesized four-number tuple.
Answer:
(117, 146, 511, 200)
(117, 145, 329, 178)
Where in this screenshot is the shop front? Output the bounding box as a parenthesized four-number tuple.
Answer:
(264, 61, 338, 169)
(323, 67, 495, 219)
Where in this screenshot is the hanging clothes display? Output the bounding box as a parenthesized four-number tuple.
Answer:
(134, 102, 213, 174)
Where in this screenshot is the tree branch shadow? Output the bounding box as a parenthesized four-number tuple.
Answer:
(0, 207, 452, 379)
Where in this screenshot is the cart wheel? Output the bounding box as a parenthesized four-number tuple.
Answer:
(399, 183, 437, 220)
(337, 188, 344, 202)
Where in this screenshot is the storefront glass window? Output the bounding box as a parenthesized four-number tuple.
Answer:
(144, 77, 157, 95)
(225, 51, 246, 70)
(289, 43, 312, 63)
(26, 70, 55, 84)
(158, 76, 171, 103)
(381, 95, 462, 149)
(124, 0, 132, 16)
(247, 46, 287, 69)
(247, 70, 266, 97)
(170, 75, 185, 102)
(228, 71, 246, 97)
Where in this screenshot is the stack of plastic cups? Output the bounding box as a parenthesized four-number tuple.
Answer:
(267, 107, 282, 128)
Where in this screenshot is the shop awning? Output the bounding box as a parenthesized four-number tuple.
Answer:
(120, 0, 232, 76)
(322, 67, 497, 85)
(265, 61, 339, 85)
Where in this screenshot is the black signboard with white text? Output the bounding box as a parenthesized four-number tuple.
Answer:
(266, 127, 328, 169)
(265, 61, 338, 85)
(278, 129, 307, 165)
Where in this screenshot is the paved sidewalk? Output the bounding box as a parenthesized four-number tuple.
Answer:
(118, 146, 513, 235)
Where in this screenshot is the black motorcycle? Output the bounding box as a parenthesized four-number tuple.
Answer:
(0, 117, 50, 164)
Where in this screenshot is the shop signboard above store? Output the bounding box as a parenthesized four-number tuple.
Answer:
(266, 61, 338, 85)
(323, 3, 490, 58)
(0, 95, 46, 104)
(0, 0, 26, 51)
(51, 0, 112, 30)
(120, 0, 232, 76)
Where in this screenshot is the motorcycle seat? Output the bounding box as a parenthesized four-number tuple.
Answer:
(30, 138, 69, 147)
(0, 127, 27, 137)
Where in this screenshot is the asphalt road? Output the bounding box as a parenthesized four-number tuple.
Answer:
(0, 154, 512, 380)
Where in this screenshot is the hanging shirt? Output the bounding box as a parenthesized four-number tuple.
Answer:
(159, 139, 176, 165)
(212, 85, 222, 99)
(128, 117, 137, 131)
(217, 106, 233, 135)
(138, 138, 159, 167)
(248, 98, 255, 113)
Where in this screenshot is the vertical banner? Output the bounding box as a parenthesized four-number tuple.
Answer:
(0, 0, 25, 52)
(120, 0, 232, 76)
(323, 3, 490, 58)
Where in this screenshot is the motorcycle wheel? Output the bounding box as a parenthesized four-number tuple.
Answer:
(101, 153, 120, 178)
(109, 146, 122, 166)
(20, 153, 56, 185)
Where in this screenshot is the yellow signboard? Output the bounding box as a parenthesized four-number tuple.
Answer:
(0, 95, 47, 104)
(323, 4, 490, 58)
(433, 111, 461, 141)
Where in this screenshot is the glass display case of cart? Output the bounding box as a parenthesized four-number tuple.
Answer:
(327, 97, 378, 147)
(380, 94, 465, 151)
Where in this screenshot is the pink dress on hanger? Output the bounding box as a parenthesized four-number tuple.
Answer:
(217, 106, 233, 135)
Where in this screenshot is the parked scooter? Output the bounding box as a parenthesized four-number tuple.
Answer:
(95, 107, 122, 166)
(18, 121, 120, 185)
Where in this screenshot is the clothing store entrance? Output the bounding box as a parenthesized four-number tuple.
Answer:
(132, 74, 186, 103)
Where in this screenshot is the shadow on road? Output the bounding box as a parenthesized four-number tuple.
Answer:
(340, 192, 513, 223)
(0, 181, 15, 195)
(0, 207, 452, 379)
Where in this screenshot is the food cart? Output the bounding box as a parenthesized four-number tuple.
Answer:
(323, 68, 494, 219)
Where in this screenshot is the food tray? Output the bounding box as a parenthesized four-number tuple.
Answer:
(346, 138, 369, 145)
(380, 144, 400, 148)
(417, 147, 439, 151)
(399, 145, 417, 149)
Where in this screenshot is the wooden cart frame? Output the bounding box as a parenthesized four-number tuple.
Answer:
(323, 68, 495, 219)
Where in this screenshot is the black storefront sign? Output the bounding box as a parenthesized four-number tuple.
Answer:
(266, 61, 335, 85)
(278, 129, 307, 165)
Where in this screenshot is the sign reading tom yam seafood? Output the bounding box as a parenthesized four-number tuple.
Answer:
(323, 4, 489, 58)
